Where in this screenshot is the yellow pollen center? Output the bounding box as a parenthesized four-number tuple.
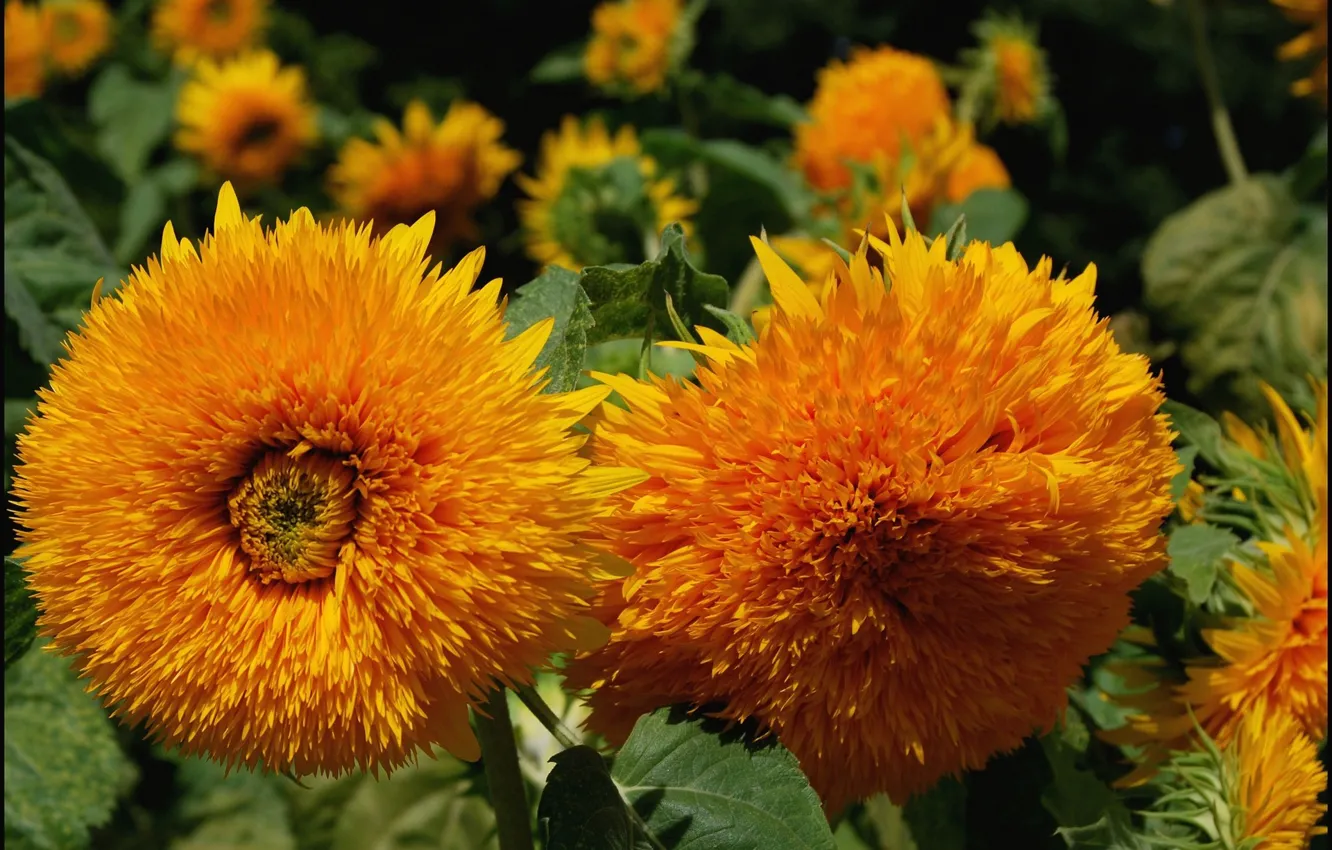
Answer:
(228, 450, 357, 585)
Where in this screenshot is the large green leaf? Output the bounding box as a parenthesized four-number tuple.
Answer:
(87, 64, 182, 184)
(4, 558, 37, 671)
(504, 266, 596, 394)
(169, 758, 296, 850)
(679, 71, 810, 128)
(607, 707, 836, 850)
(1142, 175, 1327, 416)
(4, 644, 138, 850)
(579, 223, 729, 344)
(113, 158, 198, 264)
(1162, 401, 1225, 469)
(538, 746, 633, 850)
(1166, 523, 1240, 605)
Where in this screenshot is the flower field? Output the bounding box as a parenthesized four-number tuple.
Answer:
(3, 1, 1327, 848)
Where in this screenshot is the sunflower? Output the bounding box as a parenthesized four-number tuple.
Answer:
(517, 115, 697, 271)
(327, 100, 521, 259)
(969, 15, 1052, 126)
(1232, 708, 1328, 848)
(1103, 384, 1328, 786)
(39, 0, 110, 76)
(12, 184, 642, 776)
(151, 0, 266, 65)
(1272, 0, 1328, 105)
(1150, 709, 1327, 849)
(175, 50, 316, 189)
(585, 0, 681, 96)
(793, 45, 952, 196)
(565, 221, 1179, 809)
(5, 1, 46, 100)
(945, 141, 1011, 204)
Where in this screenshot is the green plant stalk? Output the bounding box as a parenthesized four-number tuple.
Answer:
(475, 688, 536, 850)
(1183, 0, 1249, 185)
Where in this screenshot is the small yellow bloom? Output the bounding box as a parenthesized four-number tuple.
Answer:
(969, 15, 1052, 127)
(151, 0, 266, 66)
(327, 100, 521, 258)
(1271, 0, 1328, 105)
(5, 1, 46, 100)
(175, 49, 317, 188)
(568, 221, 1178, 809)
(14, 184, 640, 776)
(41, 0, 110, 76)
(517, 115, 697, 271)
(585, 0, 681, 96)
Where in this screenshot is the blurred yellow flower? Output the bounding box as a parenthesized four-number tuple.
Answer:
(517, 115, 696, 271)
(13, 183, 640, 776)
(41, 0, 110, 76)
(1272, 0, 1328, 105)
(5, 1, 46, 100)
(969, 15, 1052, 127)
(585, 0, 681, 96)
(1232, 708, 1328, 849)
(328, 100, 521, 258)
(151, 0, 266, 66)
(569, 222, 1178, 809)
(945, 141, 1011, 204)
(175, 49, 317, 188)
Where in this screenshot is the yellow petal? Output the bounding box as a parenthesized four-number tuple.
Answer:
(749, 236, 823, 321)
(214, 182, 243, 232)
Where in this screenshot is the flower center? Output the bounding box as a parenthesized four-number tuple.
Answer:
(237, 117, 282, 151)
(228, 451, 357, 584)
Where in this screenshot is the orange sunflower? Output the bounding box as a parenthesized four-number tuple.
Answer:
(5, 0, 46, 100)
(793, 46, 952, 196)
(1232, 708, 1328, 849)
(13, 184, 641, 776)
(41, 0, 111, 76)
(585, 0, 681, 96)
(174, 49, 317, 188)
(151, 0, 266, 65)
(566, 222, 1179, 810)
(327, 99, 521, 258)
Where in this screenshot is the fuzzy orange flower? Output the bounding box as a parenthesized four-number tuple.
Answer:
(567, 222, 1179, 809)
(13, 184, 641, 776)
(585, 0, 681, 95)
(328, 100, 521, 258)
(1233, 708, 1328, 849)
(5, 0, 46, 100)
(151, 0, 266, 65)
(41, 0, 111, 76)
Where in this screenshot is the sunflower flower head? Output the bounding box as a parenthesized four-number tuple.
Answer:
(566, 220, 1179, 810)
(327, 99, 521, 259)
(963, 13, 1052, 127)
(584, 0, 684, 97)
(793, 45, 952, 195)
(5, 0, 47, 100)
(1147, 709, 1327, 850)
(151, 0, 266, 65)
(13, 183, 643, 776)
(1271, 0, 1328, 105)
(517, 115, 697, 271)
(175, 49, 317, 189)
(40, 0, 111, 76)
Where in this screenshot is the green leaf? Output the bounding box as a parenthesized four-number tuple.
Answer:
(663, 293, 703, 348)
(504, 266, 596, 394)
(4, 558, 37, 671)
(87, 64, 181, 184)
(579, 223, 729, 345)
(1162, 401, 1225, 469)
(1287, 124, 1327, 201)
(1169, 446, 1200, 503)
(609, 707, 836, 850)
(941, 214, 968, 262)
(169, 757, 296, 850)
(538, 746, 633, 850)
(702, 304, 756, 345)
(926, 189, 1028, 244)
(640, 130, 813, 224)
(1054, 810, 1152, 850)
(1167, 524, 1240, 605)
(839, 796, 916, 850)
(4, 256, 65, 365)
(4, 644, 138, 850)
(582, 338, 696, 384)
(1039, 723, 1119, 830)
(531, 43, 587, 84)
(1141, 175, 1327, 416)
(901, 777, 965, 850)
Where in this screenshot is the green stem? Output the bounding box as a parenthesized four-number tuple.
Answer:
(1183, 0, 1248, 185)
(474, 689, 535, 850)
(727, 254, 766, 317)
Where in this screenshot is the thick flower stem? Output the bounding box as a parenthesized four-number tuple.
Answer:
(1184, 0, 1249, 185)
(475, 689, 535, 850)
